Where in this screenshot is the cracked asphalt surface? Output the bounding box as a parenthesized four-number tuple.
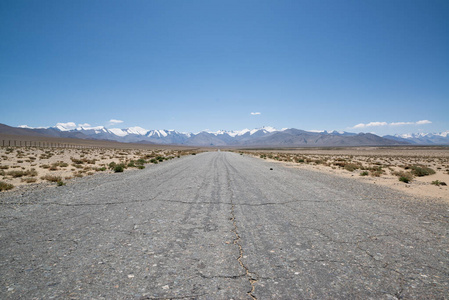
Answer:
(1, 151, 448, 299)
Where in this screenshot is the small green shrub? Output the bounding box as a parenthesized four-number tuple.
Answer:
(71, 157, 84, 164)
(344, 163, 361, 172)
(41, 175, 62, 182)
(6, 170, 26, 178)
(136, 158, 146, 165)
(0, 181, 14, 191)
(113, 164, 125, 173)
(370, 170, 383, 177)
(407, 165, 435, 177)
(360, 171, 369, 176)
(22, 177, 37, 183)
(431, 180, 447, 186)
(57, 180, 66, 186)
(399, 176, 410, 183)
(137, 165, 145, 169)
(394, 171, 413, 183)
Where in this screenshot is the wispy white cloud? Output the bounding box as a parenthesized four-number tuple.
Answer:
(351, 120, 432, 129)
(78, 123, 91, 127)
(353, 122, 387, 129)
(109, 119, 124, 125)
(390, 122, 415, 126)
(250, 112, 261, 115)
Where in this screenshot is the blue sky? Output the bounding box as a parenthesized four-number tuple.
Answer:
(1, 0, 448, 135)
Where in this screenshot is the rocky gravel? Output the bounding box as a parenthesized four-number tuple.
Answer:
(1, 151, 448, 299)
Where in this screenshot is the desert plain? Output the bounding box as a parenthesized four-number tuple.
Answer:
(242, 146, 449, 202)
(1, 137, 448, 203)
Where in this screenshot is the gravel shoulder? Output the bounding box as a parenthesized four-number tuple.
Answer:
(1, 151, 448, 299)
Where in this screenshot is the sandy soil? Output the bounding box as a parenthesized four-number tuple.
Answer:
(243, 147, 449, 202)
(0, 146, 199, 190)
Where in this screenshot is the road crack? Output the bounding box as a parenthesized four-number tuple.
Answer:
(198, 272, 246, 279)
(230, 203, 258, 299)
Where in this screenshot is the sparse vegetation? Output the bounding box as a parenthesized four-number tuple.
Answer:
(393, 170, 414, 184)
(113, 164, 125, 173)
(407, 165, 435, 177)
(0, 146, 200, 188)
(41, 175, 62, 182)
(431, 180, 447, 186)
(6, 169, 38, 178)
(399, 176, 411, 183)
(0, 181, 14, 191)
(22, 177, 37, 183)
(242, 148, 448, 198)
(343, 163, 361, 172)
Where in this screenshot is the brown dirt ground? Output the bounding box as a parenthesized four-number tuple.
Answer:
(242, 146, 449, 202)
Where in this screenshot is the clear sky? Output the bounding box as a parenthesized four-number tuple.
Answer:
(1, 0, 448, 135)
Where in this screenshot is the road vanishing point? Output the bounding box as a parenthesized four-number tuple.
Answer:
(1, 152, 448, 299)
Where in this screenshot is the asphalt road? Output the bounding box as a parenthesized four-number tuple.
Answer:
(1, 151, 448, 299)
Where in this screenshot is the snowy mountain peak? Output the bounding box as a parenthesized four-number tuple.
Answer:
(386, 131, 449, 145)
(77, 125, 107, 132)
(125, 126, 148, 136)
(395, 131, 449, 139)
(108, 128, 128, 137)
(437, 130, 449, 137)
(146, 129, 180, 138)
(207, 126, 281, 137)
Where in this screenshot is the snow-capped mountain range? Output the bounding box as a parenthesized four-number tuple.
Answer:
(3, 123, 448, 146)
(53, 124, 282, 138)
(383, 131, 449, 145)
(48, 125, 295, 145)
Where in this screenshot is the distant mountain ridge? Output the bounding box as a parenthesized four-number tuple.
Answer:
(0, 123, 414, 147)
(383, 131, 449, 145)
